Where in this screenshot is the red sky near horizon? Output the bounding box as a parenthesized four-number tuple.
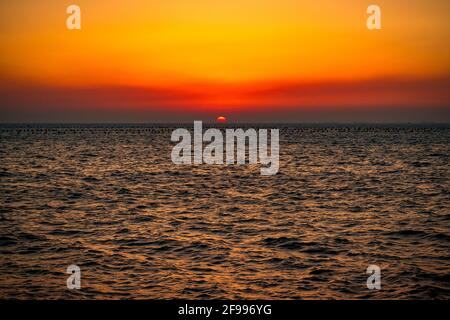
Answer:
(0, 0, 449, 122)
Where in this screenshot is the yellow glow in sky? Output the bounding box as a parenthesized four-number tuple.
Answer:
(0, 0, 449, 88)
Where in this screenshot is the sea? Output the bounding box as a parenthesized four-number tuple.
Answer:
(0, 124, 449, 299)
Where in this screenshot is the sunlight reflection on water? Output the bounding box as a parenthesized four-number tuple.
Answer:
(0, 124, 449, 299)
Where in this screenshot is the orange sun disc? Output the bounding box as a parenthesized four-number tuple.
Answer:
(216, 116, 227, 123)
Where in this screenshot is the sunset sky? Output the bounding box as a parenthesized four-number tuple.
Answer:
(0, 0, 449, 122)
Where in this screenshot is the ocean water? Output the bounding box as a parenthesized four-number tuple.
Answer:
(0, 124, 449, 299)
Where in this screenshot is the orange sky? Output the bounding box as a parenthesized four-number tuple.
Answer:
(0, 0, 449, 122)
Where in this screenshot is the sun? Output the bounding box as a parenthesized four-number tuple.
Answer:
(216, 116, 227, 124)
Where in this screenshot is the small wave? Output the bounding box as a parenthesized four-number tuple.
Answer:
(262, 237, 316, 250)
(385, 230, 429, 238)
(0, 236, 17, 246)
